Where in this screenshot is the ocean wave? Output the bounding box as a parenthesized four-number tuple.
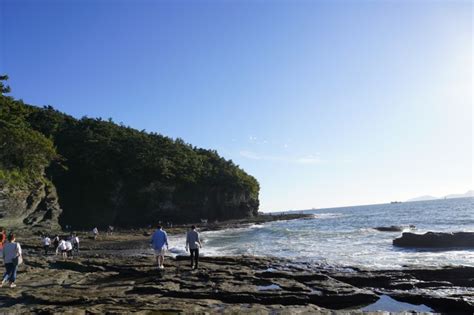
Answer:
(310, 213, 345, 219)
(166, 198, 474, 269)
(198, 223, 264, 236)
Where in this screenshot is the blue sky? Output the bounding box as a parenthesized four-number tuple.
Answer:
(1, 0, 472, 211)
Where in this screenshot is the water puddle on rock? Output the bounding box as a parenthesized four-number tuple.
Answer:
(361, 295, 434, 312)
(257, 284, 281, 291)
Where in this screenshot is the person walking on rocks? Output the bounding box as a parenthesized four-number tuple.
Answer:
(52, 235, 60, 254)
(65, 239, 73, 258)
(71, 233, 80, 254)
(92, 227, 99, 240)
(185, 225, 202, 269)
(42, 235, 51, 255)
(56, 239, 68, 260)
(2, 233, 22, 288)
(150, 224, 168, 269)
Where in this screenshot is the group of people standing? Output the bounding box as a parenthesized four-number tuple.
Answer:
(41, 233, 80, 259)
(150, 225, 202, 270)
(91, 225, 114, 240)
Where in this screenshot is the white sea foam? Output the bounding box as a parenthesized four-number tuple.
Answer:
(177, 198, 474, 269)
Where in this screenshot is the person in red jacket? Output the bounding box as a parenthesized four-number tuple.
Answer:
(0, 228, 6, 251)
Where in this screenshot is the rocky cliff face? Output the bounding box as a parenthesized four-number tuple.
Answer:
(57, 178, 259, 228)
(0, 177, 259, 230)
(0, 180, 62, 230)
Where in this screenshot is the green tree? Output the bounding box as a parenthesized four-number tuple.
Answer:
(0, 75, 11, 95)
(0, 76, 57, 185)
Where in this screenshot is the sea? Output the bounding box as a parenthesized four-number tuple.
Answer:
(169, 197, 474, 269)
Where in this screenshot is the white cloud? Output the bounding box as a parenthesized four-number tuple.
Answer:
(248, 136, 269, 145)
(239, 150, 285, 161)
(239, 150, 324, 165)
(295, 156, 323, 164)
(239, 150, 265, 160)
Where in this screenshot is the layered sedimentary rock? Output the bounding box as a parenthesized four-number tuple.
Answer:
(0, 180, 62, 230)
(330, 265, 474, 313)
(1, 232, 472, 313)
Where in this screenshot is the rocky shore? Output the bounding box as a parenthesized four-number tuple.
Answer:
(1, 230, 473, 314)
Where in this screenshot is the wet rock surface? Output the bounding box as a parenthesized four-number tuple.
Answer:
(393, 232, 474, 248)
(330, 266, 474, 313)
(0, 234, 472, 314)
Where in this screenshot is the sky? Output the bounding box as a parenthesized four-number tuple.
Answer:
(0, 0, 472, 211)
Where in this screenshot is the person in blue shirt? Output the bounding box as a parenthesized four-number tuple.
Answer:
(150, 225, 168, 269)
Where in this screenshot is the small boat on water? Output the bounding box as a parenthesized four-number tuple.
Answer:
(390, 201, 402, 204)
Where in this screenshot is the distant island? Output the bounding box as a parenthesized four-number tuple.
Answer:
(407, 190, 474, 202)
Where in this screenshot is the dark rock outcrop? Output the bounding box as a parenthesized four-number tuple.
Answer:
(330, 266, 474, 313)
(0, 180, 62, 230)
(56, 180, 259, 228)
(393, 232, 474, 248)
(374, 225, 415, 232)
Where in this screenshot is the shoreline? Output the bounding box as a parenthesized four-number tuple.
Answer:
(18, 212, 473, 271)
(19, 213, 315, 261)
(19, 212, 314, 236)
(3, 218, 473, 314)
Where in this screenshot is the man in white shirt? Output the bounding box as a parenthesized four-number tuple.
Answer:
(56, 239, 67, 259)
(65, 240, 73, 258)
(42, 235, 51, 255)
(92, 227, 99, 240)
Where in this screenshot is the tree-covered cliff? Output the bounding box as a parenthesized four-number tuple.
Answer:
(0, 77, 259, 229)
(0, 76, 61, 229)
